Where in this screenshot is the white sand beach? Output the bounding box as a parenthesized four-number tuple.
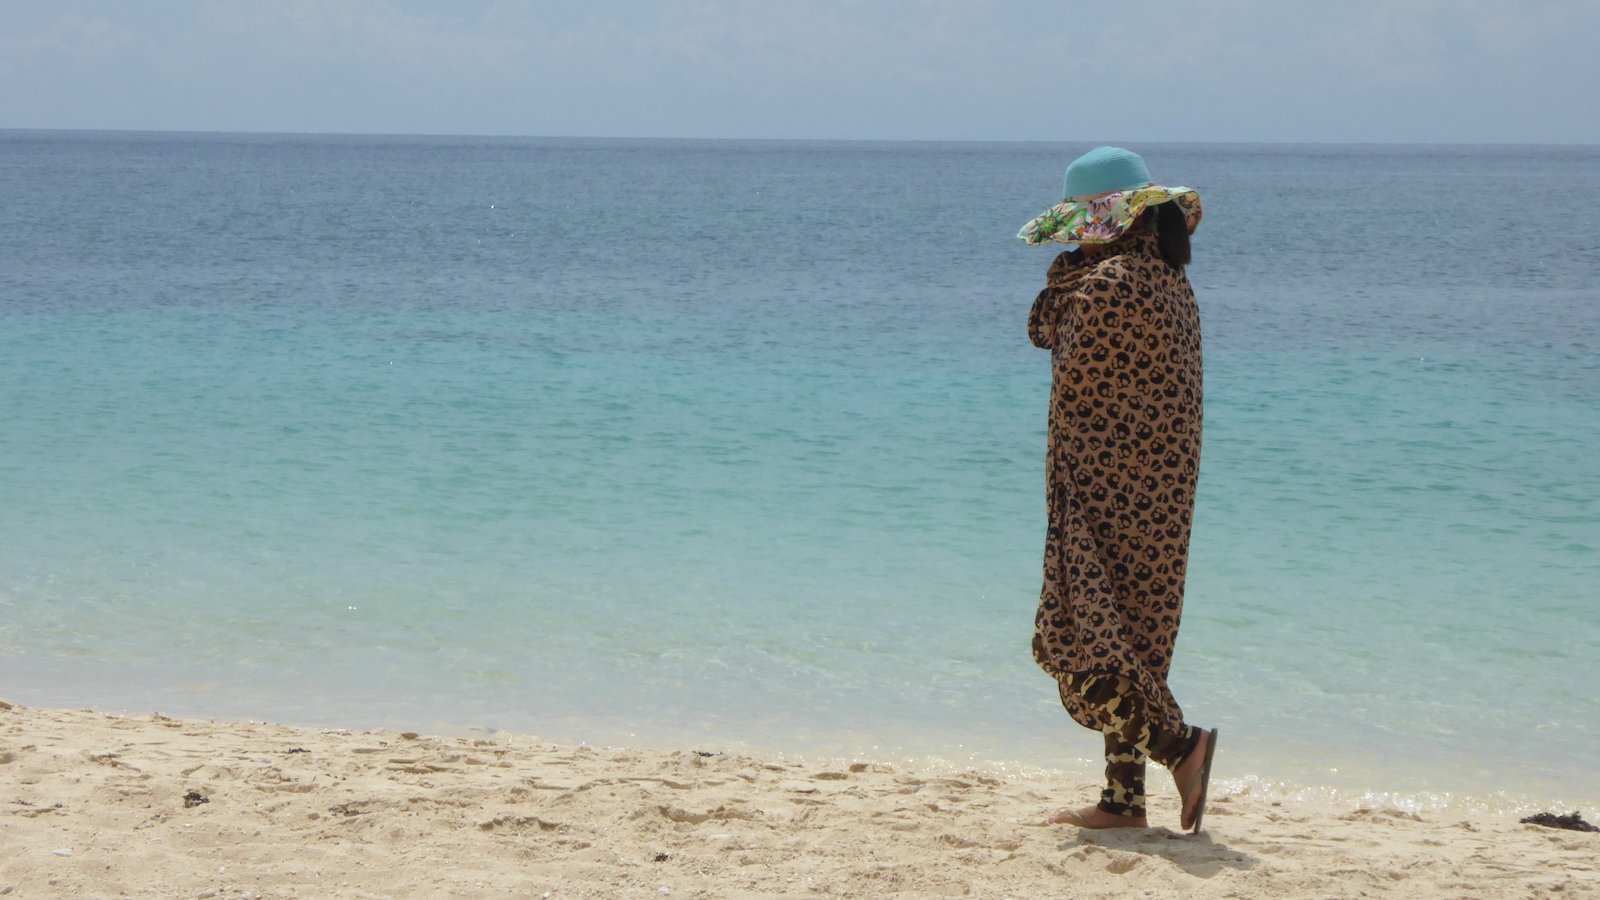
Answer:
(2, 699, 1595, 898)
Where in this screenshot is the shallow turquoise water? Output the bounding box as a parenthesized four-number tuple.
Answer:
(1, 133, 1596, 804)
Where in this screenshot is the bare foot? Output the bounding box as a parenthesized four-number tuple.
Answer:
(1046, 804, 1148, 829)
(1172, 729, 1213, 831)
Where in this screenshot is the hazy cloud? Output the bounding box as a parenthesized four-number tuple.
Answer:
(1, 0, 1593, 141)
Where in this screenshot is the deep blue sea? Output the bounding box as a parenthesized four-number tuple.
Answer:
(2, 132, 1596, 809)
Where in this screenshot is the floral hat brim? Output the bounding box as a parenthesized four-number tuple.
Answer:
(1017, 186, 1202, 246)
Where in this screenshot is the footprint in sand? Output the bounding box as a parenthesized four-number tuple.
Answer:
(1063, 843, 1142, 874)
(478, 815, 560, 833)
(1340, 807, 1423, 823)
(328, 800, 385, 817)
(657, 804, 759, 825)
(1103, 854, 1142, 875)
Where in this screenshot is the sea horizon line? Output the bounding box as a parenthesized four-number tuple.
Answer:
(2, 126, 1595, 150)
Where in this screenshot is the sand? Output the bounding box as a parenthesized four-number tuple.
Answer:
(1, 699, 1595, 899)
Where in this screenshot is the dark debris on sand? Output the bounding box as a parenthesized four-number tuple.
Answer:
(1520, 812, 1597, 832)
(183, 790, 209, 809)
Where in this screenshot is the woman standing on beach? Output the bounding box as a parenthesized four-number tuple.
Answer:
(1018, 147, 1218, 833)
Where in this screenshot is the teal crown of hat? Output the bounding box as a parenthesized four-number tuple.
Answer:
(1063, 146, 1152, 199)
(1017, 145, 1199, 246)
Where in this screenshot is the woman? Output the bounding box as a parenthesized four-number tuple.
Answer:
(1018, 146, 1217, 833)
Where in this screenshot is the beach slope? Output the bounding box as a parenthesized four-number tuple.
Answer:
(1, 701, 1593, 898)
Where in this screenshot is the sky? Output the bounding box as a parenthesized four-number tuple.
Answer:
(2, 0, 1596, 143)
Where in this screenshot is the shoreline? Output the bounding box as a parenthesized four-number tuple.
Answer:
(3, 700, 1595, 898)
(3, 669, 1590, 819)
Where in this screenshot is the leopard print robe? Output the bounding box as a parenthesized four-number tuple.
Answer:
(1028, 229, 1203, 739)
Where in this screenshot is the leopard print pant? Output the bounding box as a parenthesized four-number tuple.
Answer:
(1061, 672, 1200, 817)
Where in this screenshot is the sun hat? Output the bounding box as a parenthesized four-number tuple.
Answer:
(1017, 146, 1202, 246)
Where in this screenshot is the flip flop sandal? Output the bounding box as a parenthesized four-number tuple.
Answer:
(1047, 808, 1094, 827)
(1046, 808, 1147, 829)
(1188, 728, 1219, 834)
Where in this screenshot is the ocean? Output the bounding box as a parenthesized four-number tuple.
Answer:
(1, 132, 1596, 810)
